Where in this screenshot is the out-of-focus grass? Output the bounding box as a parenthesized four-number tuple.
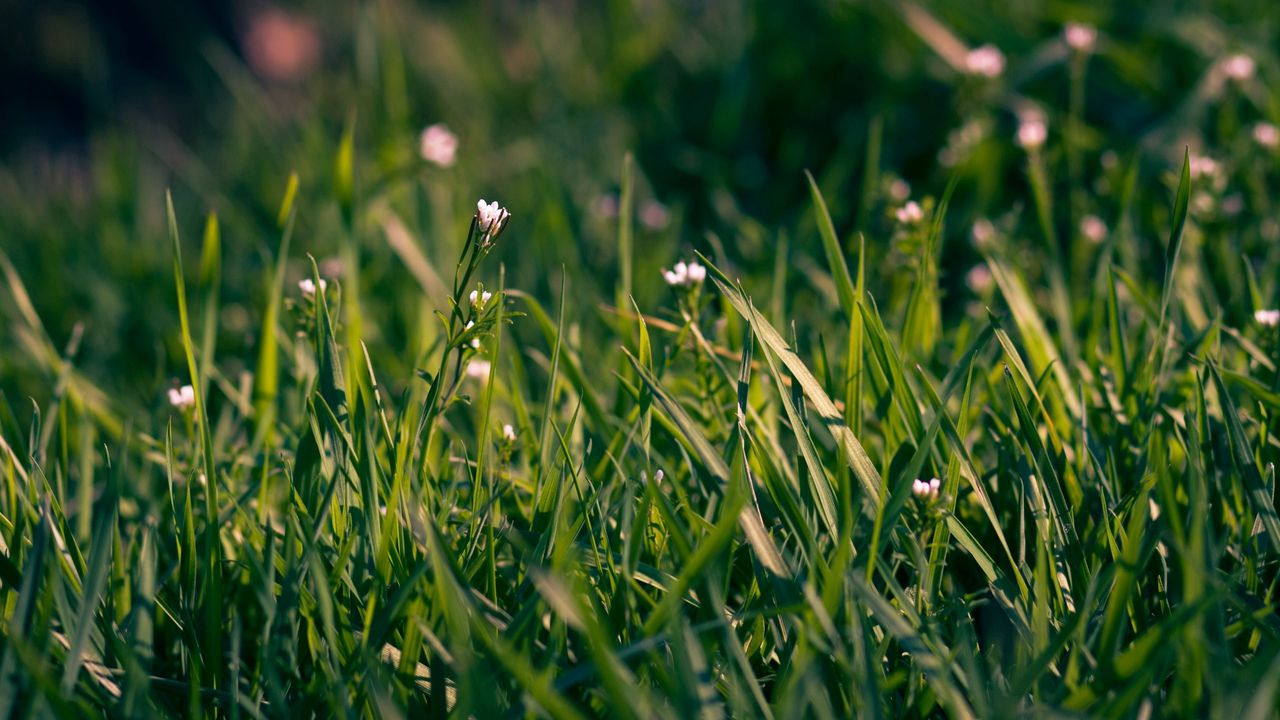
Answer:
(1, 0, 1280, 717)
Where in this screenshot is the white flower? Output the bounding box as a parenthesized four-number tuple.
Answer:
(469, 288, 493, 310)
(1221, 53, 1256, 81)
(1063, 23, 1097, 53)
(1253, 122, 1280, 149)
(476, 199, 511, 237)
(1017, 119, 1048, 150)
(464, 320, 482, 349)
(912, 477, 942, 501)
(418, 123, 458, 167)
(653, 469, 665, 484)
(965, 265, 993, 294)
(662, 259, 707, 287)
(895, 201, 924, 225)
(1255, 309, 1280, 327)
(1189, 154, 1219, 180)
(299, 278, 327, 298)
(1080, 215, 1107, 244)
(168, 384, 196, 410)
(501, 424, 517, 442)
(965, 44, 1006, 78)
(466, 358, 492, 380)
(640, 201, 670, 230)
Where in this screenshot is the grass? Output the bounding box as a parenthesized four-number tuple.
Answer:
(2, 1, 1280, 717)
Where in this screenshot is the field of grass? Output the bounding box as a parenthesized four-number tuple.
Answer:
(2, 1, 1280, 717)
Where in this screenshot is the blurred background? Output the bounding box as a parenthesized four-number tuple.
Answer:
(1, 0, 1277, 412)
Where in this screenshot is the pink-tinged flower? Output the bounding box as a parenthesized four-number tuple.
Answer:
(662, 260, 707, 287)
(971, 218, 996, 248)
(168, 385, 195, 410)
(965, 265, 993, 294)
(1189, 154, 1219, 180)
(466, 359, 491, 380)
(912, 477, 942, 501)
(476, 199, 511, 238)
(242, 7, 321, 82)
(888, 179, 911, 202)
(469, 288, 493, 310)
(1080, 215, 1107, 244)
(1017, 119, 1047, 150)
(299, 278, 327, 298)
(1063, 23, 1097, 53)
(419, 124, 458, 167)
(965, 44, 1006, 78)
(1253, 122, 1279, 149)
(895, 201, 924, 225)
(640, 201, 670, 230)
(1220, 54, 1256, 81)
(1256, 309, 1280, 327)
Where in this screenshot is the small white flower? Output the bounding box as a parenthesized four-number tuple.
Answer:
(1221, 53, 1256, 81)
(965, 44, 1006, 78)
(1080, 215, 1107, 244)
(168, 384, 196, 410)
(661, 259, 707, 287)
(1255, 309, 1280, 327)
(466, 358, 492, 380)
(1063, 23, 1097, 53)
(653, 469, 665, 484)
(965, 265, 993, 294)
(1189, 154, 1219, 180)
(298, 278, 327, 298)
(469, 288, 493, 310)
(464, 320, 482, 349)
(1253, 122, 1280, 149)
(640, 201, 670, 230)
(1016, 119, 1048, 150)
(418, 123, 458, 167)
(501, 424, 517, 442)
(912, 477, 942, 501)
(476, 199, 511, 237)
(895, 201, 924, 225)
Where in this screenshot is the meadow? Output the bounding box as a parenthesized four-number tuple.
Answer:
(1, 1, 1280, 717)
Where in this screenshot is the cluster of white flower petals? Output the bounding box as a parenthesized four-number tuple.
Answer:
(895, 201, 924, 225)
(1063, 23, 1097, 53)
(1256, 309, 1280, 327)
(965, 44, 1006, 78)
(662, 260, 707, 287)
(299, 278, 327, 298)
(470, 288, 493, 310)
(1017, 119, 1047, 150)
(477, 199, 511, 236)
(501, 424, 517, 442)
(1079, 215, 1107, 244)
(1220, 53, 1256, 82)
(1254, 123, 1280, 149)
(168, 385, 196, 410)
(419, 123, 458, 167)
(912, 477, 942, 501)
